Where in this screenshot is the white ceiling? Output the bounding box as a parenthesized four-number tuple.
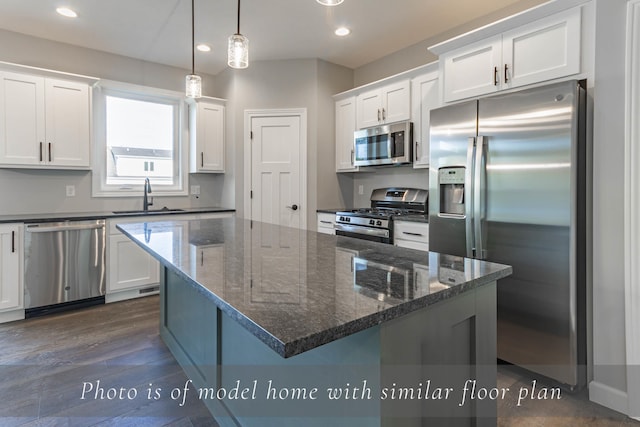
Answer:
(0, 0, 547, 76)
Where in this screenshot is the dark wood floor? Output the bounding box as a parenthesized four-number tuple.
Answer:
(1, 295, 638, 426)
(0, 296, 217, 426)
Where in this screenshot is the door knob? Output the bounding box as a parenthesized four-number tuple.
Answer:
(286, 204, 299, 211)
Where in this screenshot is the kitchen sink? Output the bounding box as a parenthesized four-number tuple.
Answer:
(112, 207, 185, 215)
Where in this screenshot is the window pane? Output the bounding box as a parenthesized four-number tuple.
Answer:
(105, 95, 175, 185)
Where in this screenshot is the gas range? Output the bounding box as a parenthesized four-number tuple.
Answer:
(335, 188, 428, 244)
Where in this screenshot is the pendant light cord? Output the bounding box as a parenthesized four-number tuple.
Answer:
(191, 0, 195, 74)
(236, 0, 241, 35)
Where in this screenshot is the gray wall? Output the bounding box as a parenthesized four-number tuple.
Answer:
(216, 58, 354, 226)
(0, 29, 222, 215)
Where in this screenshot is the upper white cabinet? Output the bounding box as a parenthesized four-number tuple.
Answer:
(0, 72, 91, 168)
(335, 96, 358, 172)
(440, 6, 582, 102)
(189, 98, 225, 173)
(411, 70, 440, 168)
(0, 223, 23, 314)
(356, 79, 411, 129)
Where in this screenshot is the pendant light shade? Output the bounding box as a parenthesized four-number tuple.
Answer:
(185, 74, 202, 98)
(228, 0, 249, 69)
(186, 0, 202, 98)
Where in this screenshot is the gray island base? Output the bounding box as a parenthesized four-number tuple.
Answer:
(117, 217, 512, 427)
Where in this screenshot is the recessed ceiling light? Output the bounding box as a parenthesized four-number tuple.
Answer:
(56, 7, 77, 18)
(317, 0, 344, 6)
(335, 27, 351, 37)
(196, 44, 211, 52)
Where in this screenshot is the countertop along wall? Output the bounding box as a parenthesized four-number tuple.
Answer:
(0, 29, 224, 215)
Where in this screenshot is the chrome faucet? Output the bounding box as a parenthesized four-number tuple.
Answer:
(143, 177, 153, 211)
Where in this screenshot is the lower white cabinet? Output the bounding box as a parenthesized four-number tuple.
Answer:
(0, 223, 24, 323)
(393, 220, 429, 252)
(107, 218, 160, 302)
(107, 211, 233, 303)
(317, 212, 336, 235)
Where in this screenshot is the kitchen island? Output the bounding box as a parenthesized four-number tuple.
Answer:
(118, 217, 512, 427)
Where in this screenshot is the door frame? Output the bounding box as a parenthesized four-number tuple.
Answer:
(243, 108, 308, 229)
(625, 0, 640, 420)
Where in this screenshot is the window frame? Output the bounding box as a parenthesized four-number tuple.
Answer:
(92, 80, 188, 197)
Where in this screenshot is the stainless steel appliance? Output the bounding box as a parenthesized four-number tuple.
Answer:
(354, 121, 413, 167)
(24, 219, 107, 317)
(429, 80, 589, 388)
(335, 187, 428, 243)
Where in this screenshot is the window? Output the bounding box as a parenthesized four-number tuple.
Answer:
(92, 81, 187, 197)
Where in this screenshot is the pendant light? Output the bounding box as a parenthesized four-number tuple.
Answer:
(185, 0, 202, 98)
(228, 0, 249, 69)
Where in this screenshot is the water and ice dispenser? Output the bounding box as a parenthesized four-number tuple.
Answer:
(439, 167, 466, 216)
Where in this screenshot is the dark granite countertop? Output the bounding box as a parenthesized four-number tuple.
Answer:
(0, 207, 235, 224)
(118, 217, 511, 358)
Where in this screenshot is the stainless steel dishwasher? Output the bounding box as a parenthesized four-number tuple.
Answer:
(24, 219, 106, 317)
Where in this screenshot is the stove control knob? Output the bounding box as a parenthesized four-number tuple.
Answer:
(369, 220, 375, 226)
(376, 220, 382, 226)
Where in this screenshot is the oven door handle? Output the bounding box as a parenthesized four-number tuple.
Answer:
(335, 223, 390, 239)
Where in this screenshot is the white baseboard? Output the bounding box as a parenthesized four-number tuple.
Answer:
(589, 380, 628, 416)
(105, 286, 159, 303)
(0, 309, 25, 324)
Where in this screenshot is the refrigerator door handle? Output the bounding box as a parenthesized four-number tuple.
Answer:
(465, 137, 476, 258)
(474, 135, 487, 259)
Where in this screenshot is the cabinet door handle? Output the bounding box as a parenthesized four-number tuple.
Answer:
(377, 109, 381, 122)
(415, 141, 419, 161)
(11, 230, 15, 253)
(351, 149, 354, 165)
(504, 64, 509, 83)
(320, 220, 332, 224)
(402, 231, 424, 237)
(382, 108, 386, 121)
(201, 152, 204, 168)
(493, 66, 499, 86)
(39, 142, 43, 162)
(48, 142, 52, 162)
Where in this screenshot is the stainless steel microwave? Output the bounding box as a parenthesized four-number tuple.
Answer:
(353, 121, 413, 167)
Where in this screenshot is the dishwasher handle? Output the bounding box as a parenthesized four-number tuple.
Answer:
(26, 221, 105, 233)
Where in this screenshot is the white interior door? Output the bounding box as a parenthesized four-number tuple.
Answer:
(249, 114, 303, 229)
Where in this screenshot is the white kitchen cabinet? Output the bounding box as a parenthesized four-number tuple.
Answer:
(356, 79, 410, 129)
(0, 223, 24, 322)
(441, 7, 581, 102)
(108, 231, 160, 294)
(0, 72, 90, 168)
(317, 212, 336, 235)
(106, 212, 233, 302)
(189, 98, 225, 173)
(335, 96, 359, 172)
(411, 70, 440, 168)
(393, 220, 429, 252)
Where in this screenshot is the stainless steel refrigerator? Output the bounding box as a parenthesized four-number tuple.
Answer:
(428, 80, 588, 389)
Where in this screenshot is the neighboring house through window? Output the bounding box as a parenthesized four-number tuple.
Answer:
(92, 81, 187, 197)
